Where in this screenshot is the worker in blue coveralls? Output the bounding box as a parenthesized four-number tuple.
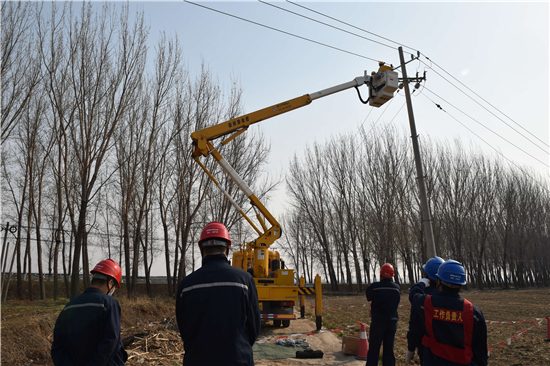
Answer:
(51, 259, 127, 366)
(365, 263, 401, 366)
(409, 260, 488, 366)
(176, 221, 261, 366)
(406, 256, 444, 365)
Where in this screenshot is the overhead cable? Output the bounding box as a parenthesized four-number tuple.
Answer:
(184, 0, 548, 163)
(259, 0, 400, 52)
(282, 1, 548, 153)
(422, 87, 550, 172)
(184, 1, 379, 62)
(420, 54, 549, 149)
(362, 91, 406, 138)
(286, 0, 419, 55)
(423, 92, 550, 194)
(420, 60, 549, 154)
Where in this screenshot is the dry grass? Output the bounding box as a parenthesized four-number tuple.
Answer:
(303, 288, 550, 366)
(1, 295, 181, 366)
(2, 287, 549, 365)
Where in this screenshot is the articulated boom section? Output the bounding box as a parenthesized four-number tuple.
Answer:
(192, 139, 281, 279)
(190, 65, 398, 329)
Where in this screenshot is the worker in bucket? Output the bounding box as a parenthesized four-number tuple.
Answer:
(51, 259, 127, 366)
(176, 221, 261, 365)
(406, 256, 444, 365)
(409, 260, 488, 366)
(365, 262, 401, 366)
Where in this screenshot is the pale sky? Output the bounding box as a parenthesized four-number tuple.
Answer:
(30, 1, 550, 276)
(136, 1, 550, 215)
(135, 1, 550, 275)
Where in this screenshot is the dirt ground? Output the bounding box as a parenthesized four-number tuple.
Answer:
(1, 287, 549, 365)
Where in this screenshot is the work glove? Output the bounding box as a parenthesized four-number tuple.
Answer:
(418, 278, 430, 287)
(405, 350, 414, 364)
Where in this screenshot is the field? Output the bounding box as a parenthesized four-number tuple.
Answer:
(1, 285, 549, 365)
(317, 288, 550, 365)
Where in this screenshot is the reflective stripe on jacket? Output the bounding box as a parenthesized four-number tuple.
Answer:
(176, 254, 261, 366)
(365, 278, 401, 321)
(51, 287, 125, 366)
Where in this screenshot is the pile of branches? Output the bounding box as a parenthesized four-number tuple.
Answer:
(122, 319, 183, 365)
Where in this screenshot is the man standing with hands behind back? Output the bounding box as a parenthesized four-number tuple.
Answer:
(51, 259, 127, 366)
(176, 221, 261, 366)
(365, 263, 401, 366)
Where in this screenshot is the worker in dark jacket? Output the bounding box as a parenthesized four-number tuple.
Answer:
(51, 259, 127, 366)
(406, 256, 444, 365)
(364, 263, 401, 366)
(176, 221, 261, 366)
(409, 260, 488, 366)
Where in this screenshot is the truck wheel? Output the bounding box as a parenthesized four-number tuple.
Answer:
(282, 319, 290, 327)
(273, 319, 282, 327)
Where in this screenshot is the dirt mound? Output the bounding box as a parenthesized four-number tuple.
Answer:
(1, 307, 58, 365)
(1, 297, 178, 366)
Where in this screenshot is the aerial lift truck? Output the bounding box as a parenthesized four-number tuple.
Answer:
(191, 63, 399, 330)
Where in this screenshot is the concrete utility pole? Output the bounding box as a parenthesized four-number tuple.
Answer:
(398, 46, 437, 259)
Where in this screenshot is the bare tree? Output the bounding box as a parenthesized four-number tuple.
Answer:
(37, 1, 74, 300)
(359, 125, 410, 282)
(166, 64, 214, 293)
(325, 134, 363, 291)
(115, 31, 182, 296)
(1, 1, 42, 144)
(57, 3, 148, 298)
(433, 141, 476, 264)
(287, 145, 339, 290)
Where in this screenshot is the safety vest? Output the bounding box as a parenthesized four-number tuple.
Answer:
(422, 295, 474, 364)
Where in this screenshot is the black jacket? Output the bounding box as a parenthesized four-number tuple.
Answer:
(51, 287, 126, 366)
(365, 277, 401, 321)
(407, 281, 439, 350)
(176, 254, 261, 366)
(409, 282, 488, 366)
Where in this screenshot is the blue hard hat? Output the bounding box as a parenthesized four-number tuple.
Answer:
(422, 256, 445, 281)
(436, 259, 466, 285)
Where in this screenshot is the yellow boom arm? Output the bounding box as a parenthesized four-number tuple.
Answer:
(190, 67, 398, 276)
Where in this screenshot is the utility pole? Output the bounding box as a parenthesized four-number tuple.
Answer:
(398, 46, 437, 259)
(1, 222, 17, 273)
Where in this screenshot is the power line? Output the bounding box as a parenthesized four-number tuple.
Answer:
(183, 0, 379, 63)
(284, 1, 548, 154)
(286, 0, 419, 56)
(259, 0, 400, 53)
(361, 91, 400, 137)
(16, 225, 171, 242)
(272, 2, 548, 155)
(422, 86, 549, 169)
(184, 0, 548, 162)
(419, 60, 549, 155)
(356, 92, 408, 158)
(421, 90, 550, 194)
(361, 103, 375, 126)
(388, 97, 408, 126)
(420, 55, 549, 149)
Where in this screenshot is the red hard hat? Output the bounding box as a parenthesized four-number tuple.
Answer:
(380, 263, 395, 278)
(91, 259, 122, 288)
(199, 222, 231, 250)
